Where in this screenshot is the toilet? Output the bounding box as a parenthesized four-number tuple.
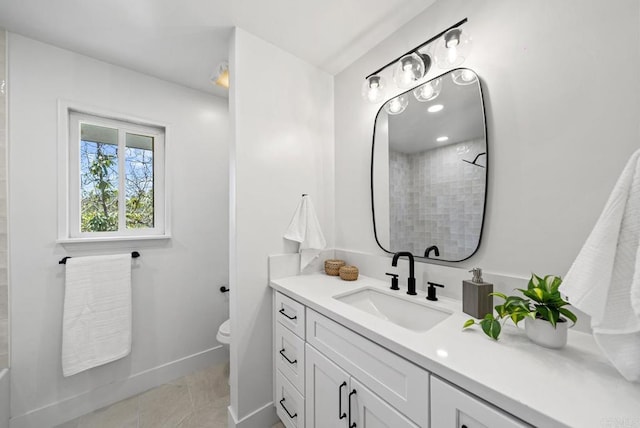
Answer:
(217, 319, 231, 345)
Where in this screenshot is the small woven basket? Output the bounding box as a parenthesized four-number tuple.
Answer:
(324, 259, 346, 276)
(339, 265, 359, 281)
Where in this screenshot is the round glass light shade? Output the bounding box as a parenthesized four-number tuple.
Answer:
(413, 78, 442, 102)
(435, 28, 472, 69)
(383, 95, 409, 115)
(451, 69, 477, 85)
(393, 53, 429, 89)
(361, 75, 386, 103)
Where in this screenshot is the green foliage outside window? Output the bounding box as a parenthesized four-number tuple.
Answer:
(80, 140, 154, 232)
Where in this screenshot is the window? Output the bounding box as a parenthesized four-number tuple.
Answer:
(61, 109, 167, 240)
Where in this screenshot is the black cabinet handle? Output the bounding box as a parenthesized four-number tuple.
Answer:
(279, 398, 297, 419)
(220, 286, 229, 293)
(279, 348, 297, 365)
(279, 308, 297, 320)
(338, 381, 347, 419)
(348, 389, 357, 428)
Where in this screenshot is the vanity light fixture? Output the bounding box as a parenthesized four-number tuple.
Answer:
(393, 52, 431, 89)
(211, 61, 229, 89)
(413, 78, 442, 102)
(427, 104, 444, 113)
(383, 95, 409, 115)
(361, 18, 469, 104)
(436, 136, 449, 142)
(451, 69, 477, 85)
(361, 75, 387, 103)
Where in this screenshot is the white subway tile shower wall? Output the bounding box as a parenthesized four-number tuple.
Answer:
(389, 139, 485, 259)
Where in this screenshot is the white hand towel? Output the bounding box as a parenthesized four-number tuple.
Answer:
(62, 254, 132, 377)
(562, 149, 640, 382)
(284, 195, 327, 271)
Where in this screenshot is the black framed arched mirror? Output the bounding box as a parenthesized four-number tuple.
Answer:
(371, 68, 487, 262)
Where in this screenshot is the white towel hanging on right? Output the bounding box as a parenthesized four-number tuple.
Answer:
(562, 148, 640, 382)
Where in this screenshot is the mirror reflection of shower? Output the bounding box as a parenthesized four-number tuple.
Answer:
(462, 152, 486, 168)
(371, 67, 487, 262)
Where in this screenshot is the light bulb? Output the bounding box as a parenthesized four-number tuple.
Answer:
(427, 104, 444, 113)
(413, 78, 442, 102)
(361, 75, 387, 103)
(444, 29, 461, 48)
(462, 69, 474, 81)
(383, 95, 409, 115)
(447, 46, 458, 64)
(435, 27, 472, 69)
(451, 69, 478, 85)
(393, 53, 430, 89)
(436, 136, 449, 142)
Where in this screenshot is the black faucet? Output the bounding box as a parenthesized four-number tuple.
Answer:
(391, 252, 417, 295)
(424, 245, 440, 258)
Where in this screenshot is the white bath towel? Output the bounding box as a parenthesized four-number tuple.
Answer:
(284, 195, 327, 271)
(62, 254, 132, 377)
(562, 149, 640, 382)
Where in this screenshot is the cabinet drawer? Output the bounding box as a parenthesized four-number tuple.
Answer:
(276, 292, 306, 339)
(431, 377, 530, 428)
(306, 309, 429, 428)
(276, 322, 305, 395)
(276, 370, 305, 428)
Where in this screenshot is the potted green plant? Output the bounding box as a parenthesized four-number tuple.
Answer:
(463, 274, 577, 348)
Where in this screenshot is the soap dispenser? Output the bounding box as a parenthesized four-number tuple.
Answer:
(463, 268, 493, 319)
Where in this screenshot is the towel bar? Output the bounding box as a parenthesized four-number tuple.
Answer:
(59, 251, 140, 264)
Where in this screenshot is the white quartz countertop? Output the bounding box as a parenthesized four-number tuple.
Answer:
(270, 273, 640, 428)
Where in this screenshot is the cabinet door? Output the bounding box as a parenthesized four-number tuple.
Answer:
(431, 377, 529, 428)
(349, 378, 419, 428)
(305, 345, 350, 428)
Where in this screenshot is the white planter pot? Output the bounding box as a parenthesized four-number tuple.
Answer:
(524, 317, 568, 349)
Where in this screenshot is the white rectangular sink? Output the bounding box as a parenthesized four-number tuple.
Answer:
(334, 287, 451, 332)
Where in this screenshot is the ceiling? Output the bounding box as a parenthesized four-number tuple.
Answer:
(387, 70, 485, 154)
(0, 0, 436, 98)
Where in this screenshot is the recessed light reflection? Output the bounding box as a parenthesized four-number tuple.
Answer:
(428, 104, 444, 113)
(436, 136, 449, 142)
(436, 348, 448, 358)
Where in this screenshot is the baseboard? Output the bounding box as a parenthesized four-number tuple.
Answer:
(227, 401, 277, 428)
(10, 346, 228, 428)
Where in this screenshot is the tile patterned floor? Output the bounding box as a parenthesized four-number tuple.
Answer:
(55, 363, 285, 428)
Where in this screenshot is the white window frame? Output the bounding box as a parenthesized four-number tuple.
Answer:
(58, 101, 170, 242)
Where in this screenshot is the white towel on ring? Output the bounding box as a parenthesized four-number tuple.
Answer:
(284, 195, 326, 271)
(62, 254, 132, 377)
(562, 149, 640, 382)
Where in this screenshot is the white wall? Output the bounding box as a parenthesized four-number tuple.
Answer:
(229, 28, 334, 426)
(8, 34, 229, 427)
(335, 0, 640, 279)
(0, 29, 7, 370)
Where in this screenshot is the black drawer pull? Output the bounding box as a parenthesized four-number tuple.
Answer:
(279, 398, 297, 419)
(279, 308, 297, 320)
(338, 381, 347, 419)
(279, 348, 297, 365)
(349, 389, 357, 428)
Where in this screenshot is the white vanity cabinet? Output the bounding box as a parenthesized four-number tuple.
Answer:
(305, 309, 429, 427)
(306, 344, 418, 428)
(273, 290, 527, 428)
(430, 377, 529, 428)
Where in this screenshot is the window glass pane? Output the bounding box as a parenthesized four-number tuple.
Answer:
(80, 123, 119, 232)
(125, 133, 154, 229)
